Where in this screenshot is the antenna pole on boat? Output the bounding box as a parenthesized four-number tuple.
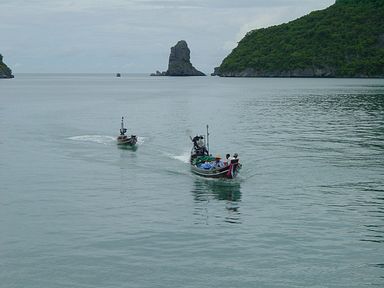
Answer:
(206, 124, 210, 154)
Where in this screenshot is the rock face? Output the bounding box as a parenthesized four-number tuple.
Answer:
(212, 67, 336, 78)
(150, 70, 166, 76)
(151, 40, 205, 76)
(0, 54, 14, 79)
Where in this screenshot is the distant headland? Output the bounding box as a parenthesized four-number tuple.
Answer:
(0, 54, 14, 78)
(151, 40, 205, 76)
(213, 0, 384, 78)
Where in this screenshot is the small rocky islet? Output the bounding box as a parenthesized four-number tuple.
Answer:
(151, 40, 205, 76)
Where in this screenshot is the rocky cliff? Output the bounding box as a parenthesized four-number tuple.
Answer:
(214, 0, 384, 78)
(0, 54, 14, 78)
(151, 40, 205, 76)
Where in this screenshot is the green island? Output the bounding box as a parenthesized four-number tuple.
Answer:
(0, 54, 14, 78)
(215, 0, 384, 78)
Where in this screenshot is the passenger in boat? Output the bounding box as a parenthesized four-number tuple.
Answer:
(229, 153, 239, 163)
(212, 156, 225, 169)
(201, 161, 213, 170)
(224, 154, 231, 166)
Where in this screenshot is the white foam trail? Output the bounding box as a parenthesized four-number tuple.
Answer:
(167, 150, 190, 163)
(136, 136, 145, 145)
(69, 135, 145, 146)
(68, 135, 115, 145)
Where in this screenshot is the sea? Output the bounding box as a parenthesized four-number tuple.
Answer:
(1, 74, 383, 288)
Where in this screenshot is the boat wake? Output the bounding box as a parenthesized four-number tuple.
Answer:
(136, 136, 145, 145)
(68, 135, 115, 145)
(166, 150, 190, 163)
(68, 135, 145, 145)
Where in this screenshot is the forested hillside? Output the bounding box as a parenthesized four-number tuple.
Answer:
(215, 0, 384, 77)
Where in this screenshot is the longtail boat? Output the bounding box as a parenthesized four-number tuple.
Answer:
(190, 125, 241, 179)
(117, 117, 137, 146)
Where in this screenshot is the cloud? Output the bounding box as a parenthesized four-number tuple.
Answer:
(0, 0, 335, 72)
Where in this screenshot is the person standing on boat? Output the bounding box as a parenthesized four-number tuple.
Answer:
(192, 135, 208, 156)
(120, 117, 127, 136)
(225, 154, 231, 166)
(230, 153, 239, 163)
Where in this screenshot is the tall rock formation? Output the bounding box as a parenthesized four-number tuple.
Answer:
(0, 54, 14, 79)
(151, 40, 205, 76)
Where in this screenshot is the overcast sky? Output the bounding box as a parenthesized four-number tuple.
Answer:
(1, 0, 335, 74)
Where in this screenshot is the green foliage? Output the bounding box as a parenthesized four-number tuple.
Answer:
(218, 1, 384, 77)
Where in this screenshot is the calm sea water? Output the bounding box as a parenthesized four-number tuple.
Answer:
(1, 74, 383, 287)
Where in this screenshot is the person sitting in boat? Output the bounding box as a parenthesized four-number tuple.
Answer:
(200, 161, 213, 170)
(212, 155, 225, 169)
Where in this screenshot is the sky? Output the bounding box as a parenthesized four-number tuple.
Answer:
(1, 0, 335, 74)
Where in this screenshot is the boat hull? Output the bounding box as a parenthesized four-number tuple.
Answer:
(117, 135, 137, 146)
(190, 159, 241, 179)
(189, 133, 241, 179)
